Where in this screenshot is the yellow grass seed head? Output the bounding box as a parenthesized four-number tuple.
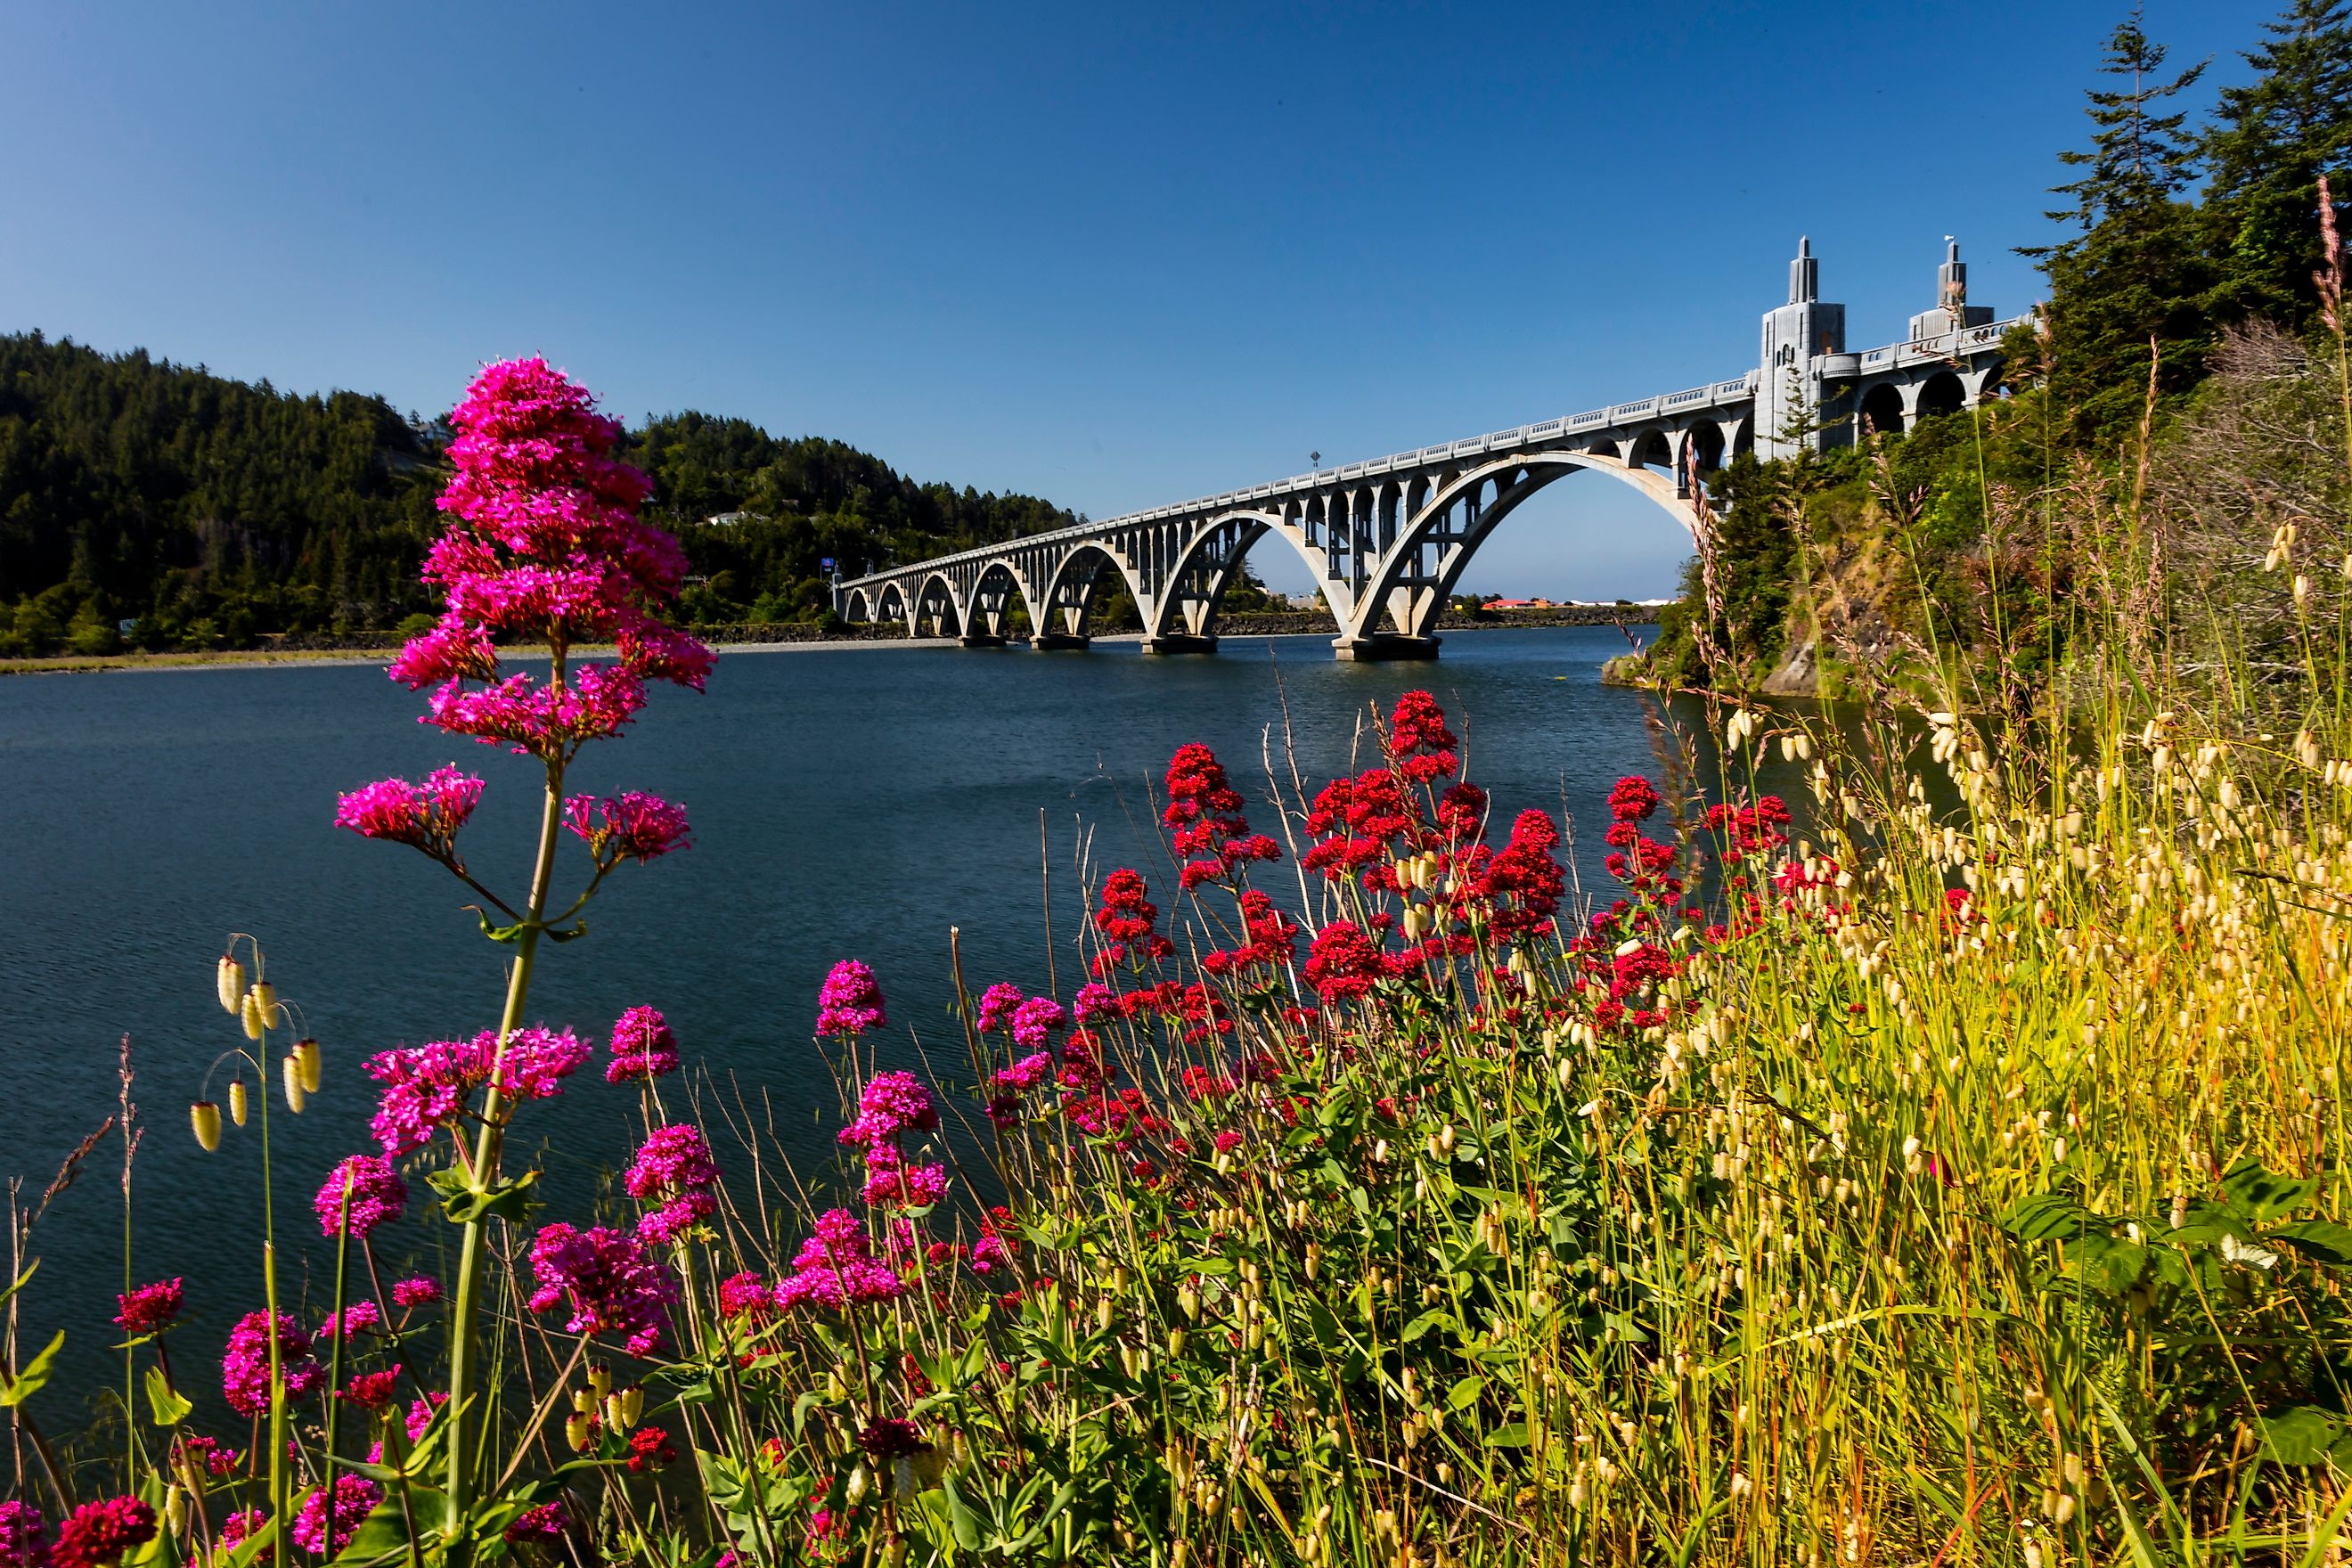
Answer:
(216, 956, 243, 1014)
(294, 1037, 322, 1094)
(228, 1080, 248, 1127)
(281, 1053, 306, 1114)
(190, 1100, 221, 1152)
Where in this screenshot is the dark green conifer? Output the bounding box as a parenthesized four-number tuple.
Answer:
(2202, 0, 2352, 330)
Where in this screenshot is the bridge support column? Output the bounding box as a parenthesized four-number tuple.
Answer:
(1030, 633, 1090, 651)
(958, 633, 1006, 649)
(1140, 633, 1218, 656)
(1332, 634, 1441, 662)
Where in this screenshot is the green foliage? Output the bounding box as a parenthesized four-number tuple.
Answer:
(2203, 1, 2352, 333)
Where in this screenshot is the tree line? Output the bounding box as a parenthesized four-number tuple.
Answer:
(0, 339, 1090, 656)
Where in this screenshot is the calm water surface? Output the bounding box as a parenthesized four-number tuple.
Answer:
(6, 625, 1736, 1404)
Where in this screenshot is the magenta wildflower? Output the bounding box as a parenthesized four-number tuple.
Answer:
(776, 1209, 905, 1311)
(385, 357, 710, 763)
(215, 1510, 267, 1559)
(526, 1223, 674, 1355)
(318, 1301, 382, 1340)
(0, 1502, 47, 1568)
(992, 1054, 1051, 1093)
(606, 1004, 679, 1082)
(51, 1500, 153, 1568)
(625, 1124, 719, 1245)
(390, 1276, 443, 1310)
(1009, 996, 1066, 1051)
(860, 1156, 949, 1211)
(332, 766, 484, 859)
(222, 1311, 323, 1416)
(815, 960, 886, 1038)
(502, 1503, 565, 1546)
(1072, 982, 1118, 1024)
(363, 1025, 589, 1156)
(290, 1477, 381, 1557)
(718, 1271, 773, 1320)
(565, 792, 690, 866)
(837, 1071, 938, 1149)
(976, 982, 1023, 1035)
(111, 1278, 183, 1335)
(970, 1234, 1014, 1275)
(314, 1154, 408, 1239)
(404, 1392, 450, 1442)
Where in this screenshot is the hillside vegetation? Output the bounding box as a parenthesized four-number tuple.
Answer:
(0, 339, 1083, 657)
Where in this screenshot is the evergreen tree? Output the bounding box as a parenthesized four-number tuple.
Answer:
(2203, 0, 2352, 330)
(2028, 6, 2214, 444)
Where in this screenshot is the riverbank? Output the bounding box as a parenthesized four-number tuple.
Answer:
(2, 608, 1656, 675)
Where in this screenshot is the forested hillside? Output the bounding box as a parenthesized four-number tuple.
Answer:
(0, 338, 1083, 655)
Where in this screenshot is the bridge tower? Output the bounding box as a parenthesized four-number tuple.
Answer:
(1757, 237, 1846, 461)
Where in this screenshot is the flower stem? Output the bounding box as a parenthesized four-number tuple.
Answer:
(442, 755, 567, 1557)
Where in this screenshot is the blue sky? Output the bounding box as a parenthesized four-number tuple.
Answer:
(0, 1, 2283, 599)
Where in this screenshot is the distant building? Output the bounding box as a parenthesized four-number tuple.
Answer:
(1483, 597, 1556, 610)
(705, 510, 759, 527)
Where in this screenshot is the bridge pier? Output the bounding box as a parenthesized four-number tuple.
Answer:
(1140, 633, 1218, 656)
(1333, 634, 1441, 662)
(1029, 633, 1091, 651)
(958, 633, 1007, 649)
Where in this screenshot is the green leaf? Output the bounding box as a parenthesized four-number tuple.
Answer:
(143, 1365, 191, 1426)
(1485, 1422, 1531, 1448)
(2000, 1192, 2095, 1242)
(2258, 1405, 2344, 1466)
(546, 922, 590, 943)
(1447, 1375, 1486, 1412)
(327, 1489, 439, 1568)
(438, 1169, 541, 1226)
(2271, 1220, 2352, 1267)
(2221, 1158, 2320, 1221)
(0, 1262, 38, 1313)
(2061, 1235, 2148, 1294)
(940, 1474, 983, 1551)
(0, 1331, 64, 1408)
(474, 911, 527, 945)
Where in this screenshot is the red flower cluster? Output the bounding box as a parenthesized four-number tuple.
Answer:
(1164, 744, 1279, 890)
(1091, 869, 1173, 974)
(1303, 920, 1413, 1003)
(625, 1426, 678, 1474)
(1476, 809, 1567, 943)
(1303, 767, 1415, 882)
(112, 1278, 183, 1335)
(1387, 690, 1460, 781)
(1602, 771, 1684, 900)
(1705, 796, 1793, 865)
(1201, 890, 1299, 978)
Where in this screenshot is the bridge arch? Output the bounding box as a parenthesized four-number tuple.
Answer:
(844, 586, 874, 625)
(1858, 382, 1907, 438)
(876, 581, 909, 630)
(1343, 450, 1697, 648)
(1147, 509, 1338, 641)
(967, 559, 1041, 640)
(1038, 542, 1149, 641)
(912, 571, 966, 639)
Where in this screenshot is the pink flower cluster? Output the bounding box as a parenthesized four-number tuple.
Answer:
(291, 1476, 383, 1556)
(221, 1310, 323, 1416)
(389, 357, 712, 762)
(363, 1025, 590, 1155)
(527, 1222, 674, 1356)
(566, 790, 691, 866)
(52, 1499, 154, 1568)
(816, 960, 886, 1038)
(391, 1276, 443, 1310)
(837, 1072, 946, 1213)
(314, 1154, 408, 1239)
(318, 1301, 382, 1340)
(626, 1124, 719, 1245)
(606, 1005, 679, 1082)
(0, 1502, 45, 1568)
(777, 1209, 905, 1311)
(1164, 743, 1279, 889)
(332, 765, 485, 860)
(112, 1278, 182, 1335)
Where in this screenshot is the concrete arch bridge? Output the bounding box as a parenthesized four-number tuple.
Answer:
(835, 239, 2021, 661)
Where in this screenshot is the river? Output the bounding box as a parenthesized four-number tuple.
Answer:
(5, 625, 1739, 1416)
